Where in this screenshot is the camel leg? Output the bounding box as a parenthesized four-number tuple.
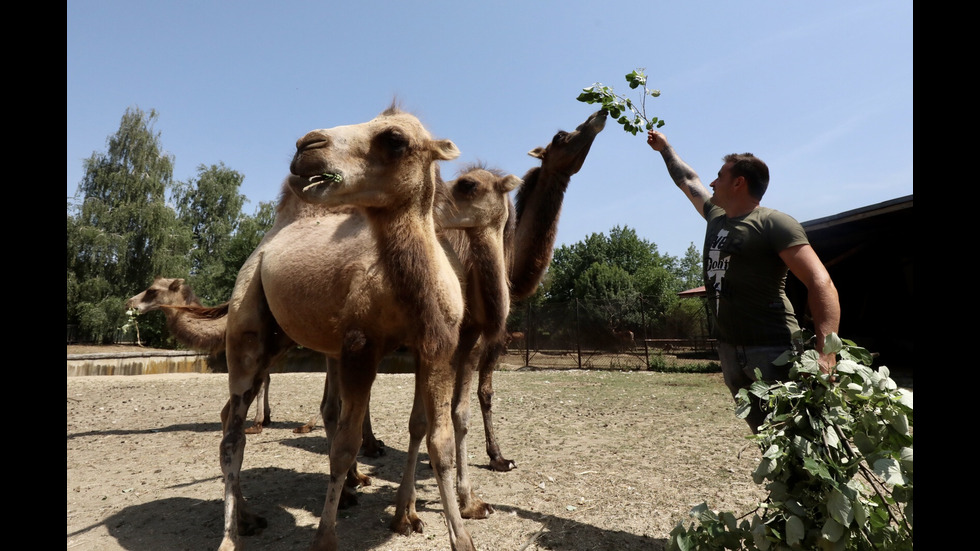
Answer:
(295, 357, 383, 457)
(360, 400, 385, 457)
(310, 331, 378, 551)
(312, 357, 367, 508)
(419, 351, 476, 551)
(219, 334, 274, 550)
(478, 337, 517, 471)
(391, 377, 427, 536)
(245, 373, 272, 434)
(453, 329, 494, 519)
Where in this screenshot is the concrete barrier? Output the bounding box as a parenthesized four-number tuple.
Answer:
(67, 347, 416, 376)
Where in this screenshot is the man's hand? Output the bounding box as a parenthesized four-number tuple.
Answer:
(647, 129, 668, 152)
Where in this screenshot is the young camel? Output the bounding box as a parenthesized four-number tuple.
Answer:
(473, 108, 608, 471)
(125, 278, 276, 434)
(387, 166, 519, 531)
(218, 108, 475, 551)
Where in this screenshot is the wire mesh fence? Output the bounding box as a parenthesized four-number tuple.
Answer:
(504, 296, 716, 370)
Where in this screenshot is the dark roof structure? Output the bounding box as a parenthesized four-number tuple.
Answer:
(788, 195, 913, 373)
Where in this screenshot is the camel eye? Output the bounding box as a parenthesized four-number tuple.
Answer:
(455, 178, 477, 197)
(378, 129, 410, 156)
(552, 131, 568, 146)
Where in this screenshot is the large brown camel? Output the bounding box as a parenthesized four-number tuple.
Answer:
(218, 108, 476, 551)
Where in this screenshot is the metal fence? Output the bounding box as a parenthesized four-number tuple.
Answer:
(504, 297, 715, 370)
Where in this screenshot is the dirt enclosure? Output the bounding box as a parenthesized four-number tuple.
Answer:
(67, 355, 768, 550)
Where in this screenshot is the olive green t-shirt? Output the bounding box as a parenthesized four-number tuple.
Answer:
(702, 203, 810, 346)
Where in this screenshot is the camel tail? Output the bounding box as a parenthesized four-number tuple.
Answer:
(159, 303, 228, 354)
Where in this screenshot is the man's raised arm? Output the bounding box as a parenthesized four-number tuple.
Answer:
(647, 130, 711, 219)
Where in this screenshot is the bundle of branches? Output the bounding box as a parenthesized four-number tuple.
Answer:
(669, 333, 913, 550)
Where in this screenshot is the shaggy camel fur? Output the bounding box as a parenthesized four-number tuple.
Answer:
(218, 108, 474, 551)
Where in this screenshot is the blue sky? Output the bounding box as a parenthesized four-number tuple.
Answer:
(67, 1, 912, 260)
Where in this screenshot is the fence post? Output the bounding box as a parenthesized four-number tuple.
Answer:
(640, 296, 649, 369)
(575, 298, 582, 369)
(524, 300, 531, 367)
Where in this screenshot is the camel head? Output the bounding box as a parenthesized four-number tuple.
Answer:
(126, 277, 199, 314)
(528, 109, 607, 177)
(437, 167, 521, 234)
(287, 108, 460, 209)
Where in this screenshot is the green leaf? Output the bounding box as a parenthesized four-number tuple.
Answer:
(873, 457, 905, 485)
(827, 488, 853, 525)
(803, 456, 832, 481)
(821, 517, 845, 543)
(822, 333, 844, 355)
(785, 514, 805, 546)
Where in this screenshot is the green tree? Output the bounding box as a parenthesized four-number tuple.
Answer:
(174, 163, 247, 305)
(545, 226, 682, 341)
(548, 225, 674, 302)
(67, 107, 191, 344)
(212, 200, 276, 298)
(676, 242, 702, 291)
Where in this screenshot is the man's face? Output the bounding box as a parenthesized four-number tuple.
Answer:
(709, 161, 737, 208)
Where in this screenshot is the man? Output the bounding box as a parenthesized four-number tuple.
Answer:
(647, 130, 840, 433)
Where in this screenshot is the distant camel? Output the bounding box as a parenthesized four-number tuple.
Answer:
(473, 109, 608, 471)
(614, 329, 636, 352)
(218, 108, 474, 551)
(125, 278, 277, 434)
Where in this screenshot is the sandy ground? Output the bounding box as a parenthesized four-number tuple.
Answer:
(67, 363, 768, 551)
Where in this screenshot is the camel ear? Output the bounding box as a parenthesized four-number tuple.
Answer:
(528, 147, 546, 159)
(429, 139, 460, 161)
(169, 279, 184, 291)
(498, 174, 522, 193)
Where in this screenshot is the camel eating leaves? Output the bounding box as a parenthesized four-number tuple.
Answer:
(218, 108, 475, 551)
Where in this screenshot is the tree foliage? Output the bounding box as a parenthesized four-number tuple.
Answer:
(66, 107, 270, 346)
(213, 200, 276, 299)
(67, 107, 191, 344)
(542, 226, 691, 341)
(668, 334, 913, 550)
(174, 163, 247, 305)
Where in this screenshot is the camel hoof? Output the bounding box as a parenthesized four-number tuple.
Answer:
(292, 424, 314, 434)
(346, 471, 371, 488)
(461, 499, 494, 520)
(244, 424, 263, 435)
(261, 416, 272, 427)
(339, 486, 359, 509)
(390, 514, 425, 536)
(361, 438, 385, 457)
(237, 510, 268, 536)
(489, 458, 517, 472)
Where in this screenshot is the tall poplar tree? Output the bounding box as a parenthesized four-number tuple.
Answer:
(67, 107, 191, 343)
(174, 163, 247, 305)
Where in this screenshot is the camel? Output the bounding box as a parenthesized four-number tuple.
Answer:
(614, 329, 637, 352)
(218, 108, 476, 551)
(384, 166, 520, 530)
(469, 108, 608, 472)
(125, 278, 277, 434)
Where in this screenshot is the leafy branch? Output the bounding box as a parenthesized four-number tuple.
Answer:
(668, 333, 913, 550)
(577, 69, 665, 135)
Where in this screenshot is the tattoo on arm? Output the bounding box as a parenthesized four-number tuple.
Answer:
(662, 146, 710, 202)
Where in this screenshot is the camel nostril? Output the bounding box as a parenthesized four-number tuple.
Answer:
(296, 131, 330, 152)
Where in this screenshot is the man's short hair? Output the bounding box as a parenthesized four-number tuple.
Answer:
(723, 153, 769, 200)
